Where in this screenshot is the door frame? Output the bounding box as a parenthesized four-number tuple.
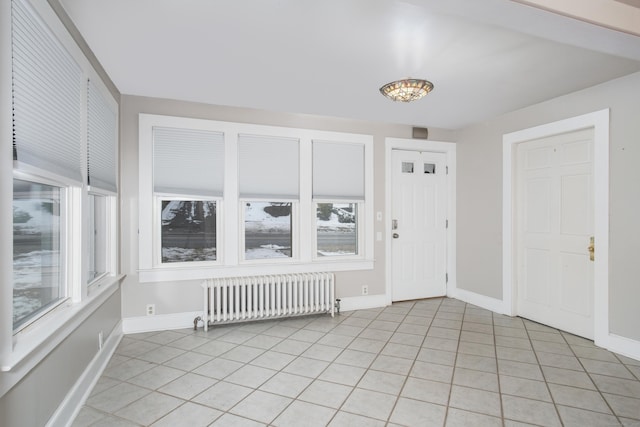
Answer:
(385, 138, 457, 305)
(502, 109, 609, 346)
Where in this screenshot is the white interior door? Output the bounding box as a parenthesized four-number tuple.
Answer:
(516, 128, 594, 339)
(391, 150, 447, 301)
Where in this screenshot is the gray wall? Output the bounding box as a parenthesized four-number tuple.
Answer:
(456, 71, 640, 340)
(119, 95, 456, 318)
(0, 289, 122, 427)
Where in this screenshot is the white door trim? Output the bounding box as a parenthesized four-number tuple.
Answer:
(385, 138, 457, 306)
(503, 109, 609, 346)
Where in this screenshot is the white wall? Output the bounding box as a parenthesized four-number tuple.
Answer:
(119, 95, 456, 321)
(456, 71, 640, 341)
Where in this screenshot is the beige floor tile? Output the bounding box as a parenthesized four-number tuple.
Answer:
(298, 379, 352, 408)
(449, 385, 501, 417)
(341, 388, 397, 421)
(389, 397, 447, 426)
(502, 394, 562, 427)
(229, 390, 292, 424)
(445, 407, 502, 427)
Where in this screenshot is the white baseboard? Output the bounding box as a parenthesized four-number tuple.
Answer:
(601, 333, 640, 362)
(47, 321, 123, 427)
(452, 288, 507, 315)
(122, 311, 204, 334)
(338, 294, 389, 312)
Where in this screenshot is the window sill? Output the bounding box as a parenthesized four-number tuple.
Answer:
(0, 274, 124, 394)
(138, 259, 374, 283)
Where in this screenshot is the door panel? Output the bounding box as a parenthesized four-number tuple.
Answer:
(391, 150, 447, 301)
(516, 128, 594, 339)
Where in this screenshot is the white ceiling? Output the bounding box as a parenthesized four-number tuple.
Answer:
(60, 0, 640, 130)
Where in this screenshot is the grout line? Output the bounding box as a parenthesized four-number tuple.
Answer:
(490, 309, 506, 427)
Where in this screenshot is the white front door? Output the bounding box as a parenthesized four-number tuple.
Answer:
(516, 128, 594, 339)
(391, 149, 447, 301)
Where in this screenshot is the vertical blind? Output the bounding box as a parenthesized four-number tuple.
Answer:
(87, 80, 118, 192)
(12, 0, 84, 182)
(238, 135, 299, 199)
(312, 141, 364, 200)
(153, 127, 225, 197)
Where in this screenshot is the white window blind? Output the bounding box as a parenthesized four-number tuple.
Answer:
(238, 135, 299, 199)
(87, 80, 118, 192)
(313, 141, 364, 200)
(11, 0, 84, 182)
(153, 127, 225, 197)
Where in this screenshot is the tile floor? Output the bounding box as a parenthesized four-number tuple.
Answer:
(73, 298, 640, 426)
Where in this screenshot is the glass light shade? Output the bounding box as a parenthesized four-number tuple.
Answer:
(379, 78, 434, 102)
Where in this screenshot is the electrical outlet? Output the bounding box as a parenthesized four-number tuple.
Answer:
(98, 331, 103, 350)
(146, 304, 155, 316)
(362, 285, 369, 296)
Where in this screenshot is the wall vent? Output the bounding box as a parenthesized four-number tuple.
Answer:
(412, 127, 429, 140)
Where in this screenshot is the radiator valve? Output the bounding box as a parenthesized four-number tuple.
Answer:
(335, 298, 341, 315)
(193, 316, 202, 331)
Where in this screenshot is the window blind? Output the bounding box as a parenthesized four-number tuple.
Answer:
(153, 127, 225, 197)
(87, 80, 118, 192)
(11, 0, 84, 182)
(313, 141, 364, 200)
(238, 134, 299, 199)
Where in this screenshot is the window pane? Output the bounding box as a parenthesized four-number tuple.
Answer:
(88, 194, 107, 283)
(161, 200, 217, 263)
(245, 202, 292, 260)
(402, 162, 414, 173)
(13, 179, 63, 329)
(317, 203, 357, 256)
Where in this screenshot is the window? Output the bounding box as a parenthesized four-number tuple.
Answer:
(244, 202, 292, 260)
(138, 114, 374, 281)
(161, 200, 218, 263)
(316, 202, 357, 256)
(312, 141, 365, 258)
(424, 163, 436, 174)
(87, 79, 118, 287)
(13, 179, 64, 330)
(152, 127, 224, 266)
(87, 193, 106, 283)
(239, 134, 299, 261)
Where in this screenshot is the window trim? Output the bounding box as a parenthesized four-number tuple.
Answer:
(138, 114, 374, 282)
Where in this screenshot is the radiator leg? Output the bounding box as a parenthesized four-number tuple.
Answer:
(193, 316, 202, 331)
(335, 298, 341, 315)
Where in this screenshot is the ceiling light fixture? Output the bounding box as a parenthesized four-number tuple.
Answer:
(379, 78, 434, 102)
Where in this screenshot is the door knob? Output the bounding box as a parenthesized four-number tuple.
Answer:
(393, 233, 399, 239)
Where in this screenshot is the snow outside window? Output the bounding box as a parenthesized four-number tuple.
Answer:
(316, 202, 358, 256)
(244, 202, 292, 260)
(161, 200, 218, 263)
(13, 179, 65, 331)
